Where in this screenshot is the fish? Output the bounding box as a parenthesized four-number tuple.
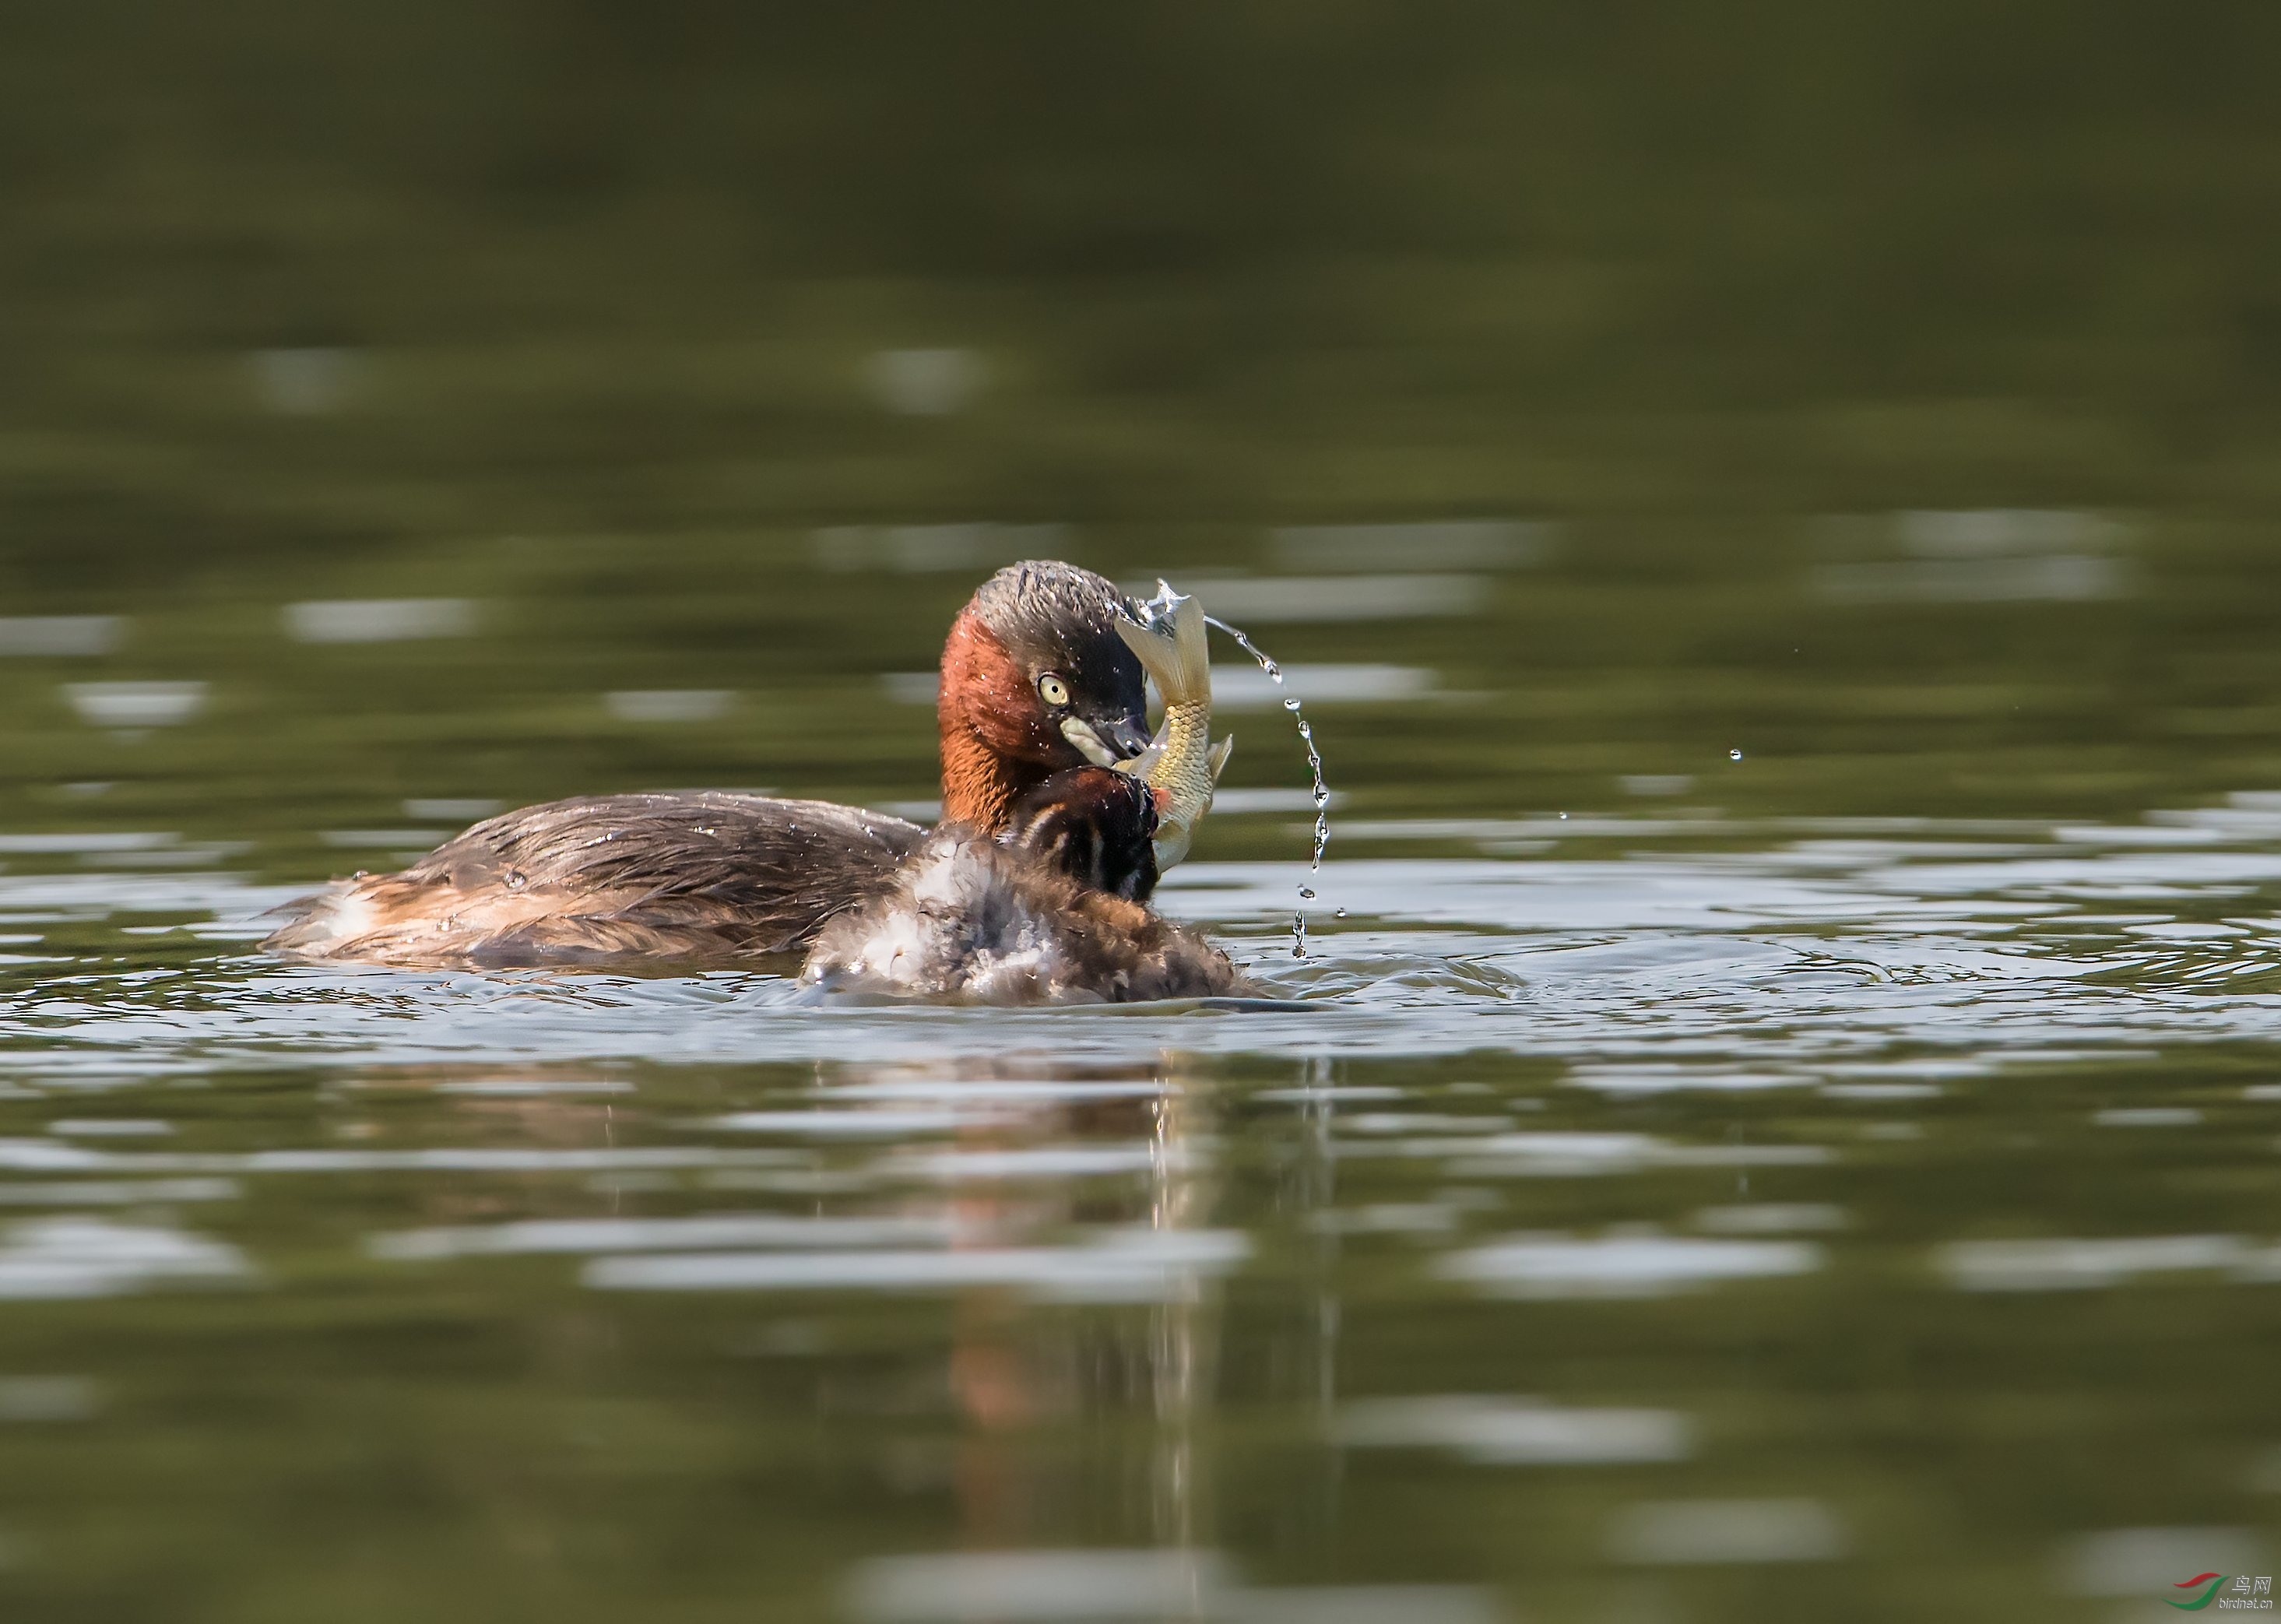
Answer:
(1113, 582, 1233, 870)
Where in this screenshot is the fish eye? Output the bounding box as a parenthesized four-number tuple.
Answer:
(1037, 673, 1071, 707)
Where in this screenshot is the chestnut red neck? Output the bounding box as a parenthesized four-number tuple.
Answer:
(940, 728, 1031, 832)
(937, 606, 1049, 831)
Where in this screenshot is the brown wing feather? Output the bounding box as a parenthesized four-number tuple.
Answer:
(265, 793, 926, 967)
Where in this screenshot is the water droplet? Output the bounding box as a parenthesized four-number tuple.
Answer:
(1299, 888, 1315, 900)
(1728, 748, 1744, 762)
(1559, 811, 1569, 821)
(1334, 907, 1348, 919)
(1206, 611, 1330, 961)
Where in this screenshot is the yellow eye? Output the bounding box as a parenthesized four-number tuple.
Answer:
(1038, 673, 1071, 707)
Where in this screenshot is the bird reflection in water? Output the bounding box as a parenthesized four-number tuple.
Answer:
(803, 1050, 1337, 1562)
(349, 1049, 1348, 1572)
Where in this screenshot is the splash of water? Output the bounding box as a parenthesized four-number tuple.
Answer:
(1206, 614, 1331, 958)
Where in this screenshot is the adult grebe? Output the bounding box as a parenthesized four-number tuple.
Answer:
(264, 561, 1155, 967)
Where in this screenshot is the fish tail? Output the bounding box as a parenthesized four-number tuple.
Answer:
(1116, 589, 1211, 709)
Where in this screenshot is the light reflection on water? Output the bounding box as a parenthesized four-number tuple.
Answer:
(19, 800, 2281, 1072)
(0, 803, 2276, 1615)
(10, 0, 2281, 1605)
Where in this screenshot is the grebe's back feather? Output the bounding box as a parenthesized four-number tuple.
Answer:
(265, 793, 923, 966)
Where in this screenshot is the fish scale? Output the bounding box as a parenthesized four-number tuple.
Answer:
(1113, 585, 1232, 870)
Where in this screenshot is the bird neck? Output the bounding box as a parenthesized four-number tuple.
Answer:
(937, 607, 1046, 833)
(940, 729, 1039, 833)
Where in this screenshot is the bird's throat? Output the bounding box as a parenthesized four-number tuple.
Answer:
(939, 725, 1032, 832)
(937, 608, 1045, 832)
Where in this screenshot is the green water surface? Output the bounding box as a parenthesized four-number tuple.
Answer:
(2, 8, 2281, 1621)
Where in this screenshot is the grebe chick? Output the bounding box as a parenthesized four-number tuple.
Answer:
(803, 768, 1257, 1005)
(264, 561, 1153, 968)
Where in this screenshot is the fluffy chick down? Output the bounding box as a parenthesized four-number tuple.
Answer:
(803, 828, 1254, 1005)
